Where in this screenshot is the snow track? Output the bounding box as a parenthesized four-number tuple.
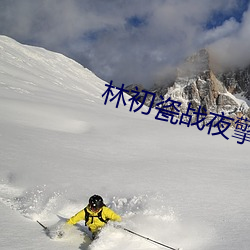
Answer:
(0, 181, 63, 220)
(0, 181, 210, 250)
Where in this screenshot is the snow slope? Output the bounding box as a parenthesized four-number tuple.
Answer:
(0, 36, 249, 250)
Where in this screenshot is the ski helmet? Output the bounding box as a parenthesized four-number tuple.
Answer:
(89, 195, 104, 210)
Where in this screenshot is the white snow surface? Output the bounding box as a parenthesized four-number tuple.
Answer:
(0, 36, 249, 250)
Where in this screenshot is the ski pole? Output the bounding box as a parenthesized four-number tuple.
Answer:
(122, 227, 180, 250)
(37, 220, 48, 231)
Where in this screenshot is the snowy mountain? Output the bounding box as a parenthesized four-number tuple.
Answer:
(0, 36, 249, 250)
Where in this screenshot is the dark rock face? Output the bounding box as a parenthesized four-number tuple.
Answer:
(217, 66, 250, 100)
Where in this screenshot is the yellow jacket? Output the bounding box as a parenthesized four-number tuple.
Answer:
(67, 206, 121, 233)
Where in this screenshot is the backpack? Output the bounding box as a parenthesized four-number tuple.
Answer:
(84, 206, 109, 226)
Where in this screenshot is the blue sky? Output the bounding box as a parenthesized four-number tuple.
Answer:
(205, 0, 249, 28)
(0, 0, 249, 87)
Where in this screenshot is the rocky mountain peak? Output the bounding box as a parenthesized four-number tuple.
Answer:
(127, 48, 250, 124)
(177, 48, 210, 78)
(165, 48, 250, 123)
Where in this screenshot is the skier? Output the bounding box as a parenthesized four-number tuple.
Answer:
(66, 194, 121, 239)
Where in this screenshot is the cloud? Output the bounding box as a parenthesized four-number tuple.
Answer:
(200, 18, 240, 45)
(0, 0, 249, 87)
(209, 4, 250, 69)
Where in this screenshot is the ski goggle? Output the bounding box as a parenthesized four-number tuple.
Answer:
(90, 204, 101, 211)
